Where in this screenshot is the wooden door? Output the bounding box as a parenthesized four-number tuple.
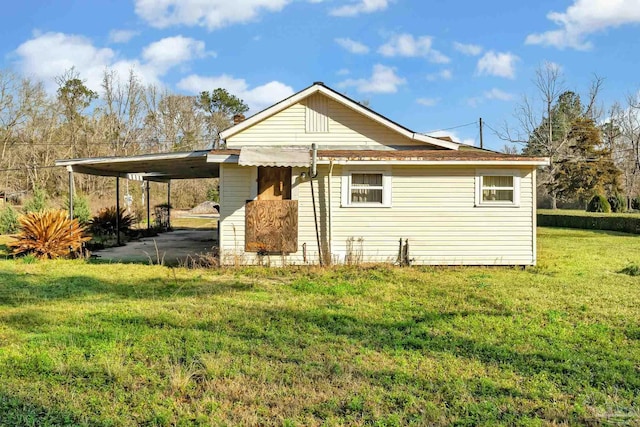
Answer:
(257, 167, 292, 200)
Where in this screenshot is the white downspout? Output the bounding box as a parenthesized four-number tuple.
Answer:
(328, 160, 334, 261)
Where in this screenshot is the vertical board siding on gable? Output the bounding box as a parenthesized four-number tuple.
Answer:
(219, 163, 536, 265)
(305, 93, 329, 133)
(226, 96, 426, 148)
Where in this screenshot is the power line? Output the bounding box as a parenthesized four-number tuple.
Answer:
(0, 165, 60, 173)
(483, 121, 501, 135)
(424, 121, 477, 134)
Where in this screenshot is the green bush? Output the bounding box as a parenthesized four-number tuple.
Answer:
(538, 213, 640, 234)
(632, 196, 640, 211)
(587, 195, 611, 213)
(0, 205, 20, 234)
(207, 185, 219, 203)
(63, 194, 91, 225)
(608, 194, 627, 213)
(23, 188, 48, 214)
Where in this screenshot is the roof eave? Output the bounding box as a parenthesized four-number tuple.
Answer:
(321, 159, 549, 166)
(208, 154, 550, 167)
(55, 150, 210, 167)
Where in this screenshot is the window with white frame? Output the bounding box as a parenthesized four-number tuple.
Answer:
(342, 169, 391, 207)
(476, 170, 520, 206)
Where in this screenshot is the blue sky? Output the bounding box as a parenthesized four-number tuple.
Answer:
(2, 0, 640, 150)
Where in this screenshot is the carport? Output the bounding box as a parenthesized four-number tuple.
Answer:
(55, 150, 221, 251)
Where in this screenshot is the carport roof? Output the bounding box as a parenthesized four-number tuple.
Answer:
(55, 150, 219, 182)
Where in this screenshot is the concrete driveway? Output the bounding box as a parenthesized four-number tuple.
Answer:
(93, 229, 217, 265)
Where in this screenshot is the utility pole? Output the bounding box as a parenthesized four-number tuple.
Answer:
(479, 117, 484, 149)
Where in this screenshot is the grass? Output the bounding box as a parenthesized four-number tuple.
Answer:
(0, 228, 639, 425)
(538, 208, 640, 218)
(170, 216, 217, 230)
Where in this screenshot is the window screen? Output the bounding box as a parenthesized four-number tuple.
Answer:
(351, 173, 383, 203)
(481, 175, 514, 202)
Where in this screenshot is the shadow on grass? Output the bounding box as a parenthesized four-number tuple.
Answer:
(0, 243, 10, 257)
(0, 390, 89, 427)
(0, 269, 251, 306)
(0, 265, 637, 424)
(541, 227, 640, 238)
(213, 305, 640, 397)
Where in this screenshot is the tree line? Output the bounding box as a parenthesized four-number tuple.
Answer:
(0, 67, 247, 209)
(1, 64, 639, 212)
(500, 62, 640, 210)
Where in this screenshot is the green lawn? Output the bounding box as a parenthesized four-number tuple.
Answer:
(538, 208, 640, 218)
(0, 228, 639, 426)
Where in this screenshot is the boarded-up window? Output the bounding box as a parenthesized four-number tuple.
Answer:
(305, 95, 329, 133)
(245, 200, 298, 253)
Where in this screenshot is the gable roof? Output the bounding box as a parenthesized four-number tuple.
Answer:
(219, 82, 461, 150)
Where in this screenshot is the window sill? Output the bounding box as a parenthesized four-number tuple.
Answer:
(341, 203, 392, 208)
(474, 203, 520, 208)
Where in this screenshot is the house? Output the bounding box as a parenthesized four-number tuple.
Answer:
(56, 82, 548, 266)
(208, 82, 548, 266)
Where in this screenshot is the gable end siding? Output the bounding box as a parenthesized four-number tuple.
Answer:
(226, 94, 427, 148)
(306, 93, 329, 133)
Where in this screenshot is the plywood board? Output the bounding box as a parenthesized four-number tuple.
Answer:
(245, 200, 298, 253)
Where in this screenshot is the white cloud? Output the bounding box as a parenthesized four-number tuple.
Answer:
(525, 0, 640, 50)
(453, 41, 482, 56)
(416, 97, 439, 107)
(466, 88, 516, 108)
(177, 74, 294, 112)
(108, 29, 140, 44)
(429, 130, 475, 146)
(336, 68, 350, 75)
(14, 32, 209, 93)
(426, 69, 452, 81)
(378, 33, 450, 63)
(330, 0, 390, 17)
(337, 64, 406, 94)
(483, 88, 515, 101)
(476, 51, 519, 79)
(466, 97, 482, 108)
(142, 36, 212, 72)
(335, 37, 369, 54)
(134, 0, 292, 30)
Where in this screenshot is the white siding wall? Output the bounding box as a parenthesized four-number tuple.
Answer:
(226, 94, 426, 148)
(219, 163, 537, 266)
(218, 163, 252, 261)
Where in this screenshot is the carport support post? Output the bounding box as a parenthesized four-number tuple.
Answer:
(116, 175, 121, 246)
(146, 179, 150, 230)
(66, 166, 74, 220)
(167, 180, 171, 230)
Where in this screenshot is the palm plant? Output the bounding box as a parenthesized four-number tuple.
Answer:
(89, 207, 135, 236)
(9, 210, 90, 259)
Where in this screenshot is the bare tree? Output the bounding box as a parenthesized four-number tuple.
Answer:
(100, 69, 145, 156)
(610, 95, 640, 198)
(499, 62, 604, 209)
(501, 144, 519, 154)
